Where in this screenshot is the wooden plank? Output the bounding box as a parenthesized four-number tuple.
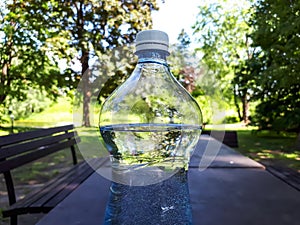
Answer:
(0, 139, 76, 173)
(0, 125, 73, 147)
(2, 161, 91, 217)
(32, 159, 104, 210)
(260, 160, 300, 191)
(13, 161, 90, 208)
(44, 158, 107, 208)
(0, 132, 76, 160)
(188, 168, 300, 225)
(189, 135, 263, 168)
(0, 124, 84, 223)
(2, 204, 53, 217)
(201, 130, 238, 147)
(3, 159, 106, 217)
(35, 173, 111, 225)
(3, 171, 16, 205)
(43, 164, 94, 208)
(31, 162, 93, 208)
(34, 139, 300, 225)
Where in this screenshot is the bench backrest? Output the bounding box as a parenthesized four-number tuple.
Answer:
(201, 130, 238, 147)
(0, 124, 80, 205)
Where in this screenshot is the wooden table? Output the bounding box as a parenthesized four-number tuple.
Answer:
(37, 135, 300, 225)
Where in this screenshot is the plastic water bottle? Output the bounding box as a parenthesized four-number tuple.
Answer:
(99, 30, 202, 224)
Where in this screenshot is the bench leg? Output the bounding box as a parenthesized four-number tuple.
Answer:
(10, 215, 17, 225)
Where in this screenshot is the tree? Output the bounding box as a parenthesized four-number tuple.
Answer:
(54, 0, 157, 126)
(193, 0, 255, 123)
(0, 0, 71, 123)
(250, 0, 300, 138)
(3, 0, 159, 127)
(169, 30, 224, 124)
(46, 0, 159, 126)
(168, 29, 203, 94)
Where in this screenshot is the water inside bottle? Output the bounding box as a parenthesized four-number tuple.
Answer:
(100, 123, 201, 184)
(100, 123, 200, 224)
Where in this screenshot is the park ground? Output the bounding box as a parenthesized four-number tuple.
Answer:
(0, 98, 299, 224)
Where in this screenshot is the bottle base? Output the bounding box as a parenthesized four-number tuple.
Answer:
(104, 169, 192, 225)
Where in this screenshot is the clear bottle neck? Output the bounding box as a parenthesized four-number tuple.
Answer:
(136, 50, 169, 66)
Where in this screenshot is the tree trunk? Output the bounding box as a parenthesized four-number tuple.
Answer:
(233, 92, 242, 121)
(296, 131, 300, 150)
(0, 64, 8, 104)
(1, 24, 14, 105)
(242, 94, 249, 124)
(81, 51, 91, 127)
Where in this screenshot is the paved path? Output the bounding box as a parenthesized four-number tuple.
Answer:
(36, 135, 300, 225)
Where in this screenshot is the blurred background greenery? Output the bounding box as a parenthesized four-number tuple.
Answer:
(1, 1, 299, 224)
(0, 0, 299, 169)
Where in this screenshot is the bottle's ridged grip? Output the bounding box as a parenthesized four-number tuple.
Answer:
(135, 30, 169, 53)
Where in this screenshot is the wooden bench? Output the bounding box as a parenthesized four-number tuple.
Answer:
(0, 125, 100, 225)
(201, 130, 238, 147)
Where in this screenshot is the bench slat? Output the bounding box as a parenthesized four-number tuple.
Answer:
(2, 160, 94, 217)
(44, 158, 106, 208)
(3, 158, 106, 217)
(0, 139, 76, 173)
(201, 130, 238, 147)
(39, 164, 94, 208)
(10, 161, 90, 209)
(0, 125, 73, 147)
(19, 161, 91, 208)
(0, 132, 76, 160)
(0, 124, 85, 225)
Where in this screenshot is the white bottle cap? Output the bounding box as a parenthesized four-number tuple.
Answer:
(135, 30, 169, 54)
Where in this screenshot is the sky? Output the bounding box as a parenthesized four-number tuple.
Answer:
(152, 0, 201, 45)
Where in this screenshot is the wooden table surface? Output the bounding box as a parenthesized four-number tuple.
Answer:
(37, 135, 300, 225)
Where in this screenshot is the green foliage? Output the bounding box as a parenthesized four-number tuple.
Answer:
(93, 45, 137, 102)
(193, 0, 252, 79)
(192, 0, 299, 133)
(0, 0, 159, 126)
(195, 95, 213, 124)
(6, 88, 52, 120)
(222, 115, 239, 124)
(193, 0, 255, 123)
(0, 0, 76, 123)
(168, 30, 198, 82)
(0, 1, 72, 99)
(250, 0, 300, 132)
(168, 30, 218, 122)
(45, 0, 158, 126)
(16, 96, 73, 126)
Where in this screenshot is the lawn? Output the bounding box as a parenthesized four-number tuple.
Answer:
(0, 97, 73, 136)
(235, 130, 300, 171)
(1, 101, 299, 224)
(1, 98, 299, 172)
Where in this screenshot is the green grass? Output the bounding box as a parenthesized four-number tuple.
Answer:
(76, 127, 109, 159)
(12, 150, 77, 184)
(1, 100, 299, 182)
(1, 105, 299, 224)
(235, 130, 300, 171)
(0, 97, 73, 136)
(1, 99, 299, 224)
(16, 97, 73, 127)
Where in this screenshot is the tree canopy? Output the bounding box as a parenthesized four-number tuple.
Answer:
(250, 0, 300, 133)
(0, 0, 67, 106)
(192, 0, 299, 133)
(0, 0, 159, 126)
(1, 0, 299, 138)
(193, 0, 255, 124)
